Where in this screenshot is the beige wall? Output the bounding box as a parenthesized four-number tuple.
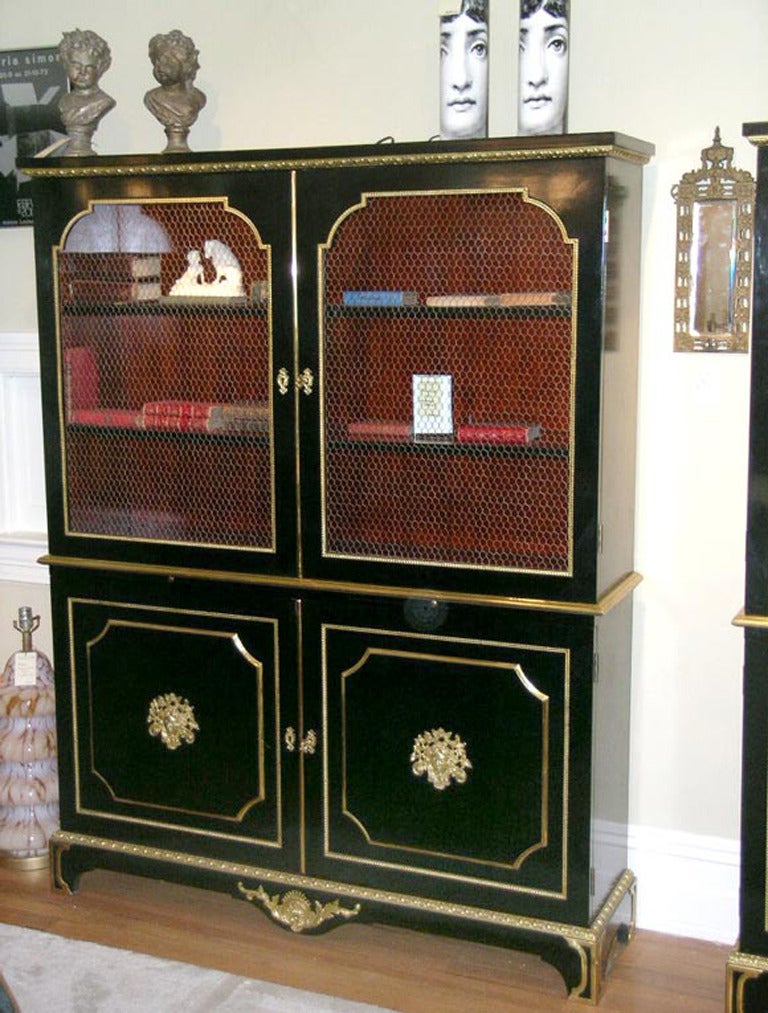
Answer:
(1, 0, 766, 858)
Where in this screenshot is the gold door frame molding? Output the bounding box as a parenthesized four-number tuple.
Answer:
(317, 186, 578, 579)
(340, 648, 550, 870)
(54, 196, 277, 555)
(85, 620, 265, 819)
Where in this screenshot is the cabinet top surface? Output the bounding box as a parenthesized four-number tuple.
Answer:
(19, 131, 654, 178)
(744, 121, 768, 145)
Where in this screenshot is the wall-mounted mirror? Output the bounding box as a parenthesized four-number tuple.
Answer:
(672, 128, 755, 352)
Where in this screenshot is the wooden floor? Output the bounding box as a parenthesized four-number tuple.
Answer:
(0, 863, 730, 1012)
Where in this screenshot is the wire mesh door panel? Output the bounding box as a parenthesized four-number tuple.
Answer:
(320, 189, 576, 577)
(57, 198, 275, 554)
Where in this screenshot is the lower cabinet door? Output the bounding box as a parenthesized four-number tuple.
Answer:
(301, 594, 594, 923)
(54, 570, 299, 869)
(740, 627, 768, 956)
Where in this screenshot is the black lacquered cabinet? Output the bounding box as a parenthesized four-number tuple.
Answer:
(22, 132, 652, 1002)
(729, 122, 768, 1011)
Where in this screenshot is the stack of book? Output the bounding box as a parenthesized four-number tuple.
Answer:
(140, 401, 219, 432)
(425, 292, 570, 308)
(59, 253, 163, 304)
(140, 400, 271, 434)
(345, 420, 541, 445)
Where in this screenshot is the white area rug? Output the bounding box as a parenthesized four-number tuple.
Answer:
(0, 922, 395, 1012)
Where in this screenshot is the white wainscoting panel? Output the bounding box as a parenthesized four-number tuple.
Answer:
(0, 333, 48, 583)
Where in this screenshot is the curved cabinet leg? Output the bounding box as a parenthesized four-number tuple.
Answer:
(537, 871, 636, 1002)
(727, 951, 768, 1012)
(50, 833, 84, 895)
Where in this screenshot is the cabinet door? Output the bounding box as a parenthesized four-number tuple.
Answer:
(35, 170, 296, 576)
(52, 570, 299, 871)
(741, 627, 768, 956)
(746, 141, 768, 615)
(296, 157, 608, 602)
(301, 594, 594, 923)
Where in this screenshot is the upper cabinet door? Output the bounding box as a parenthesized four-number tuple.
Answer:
(36, 169, 297, 576)
(295, 154, 615, 602)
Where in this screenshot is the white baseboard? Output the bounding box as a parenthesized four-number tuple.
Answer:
(628, 823, 739, 944)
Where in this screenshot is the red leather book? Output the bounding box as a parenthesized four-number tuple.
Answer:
(63, 347, 99, 417)
(455, 423, 542, 444)
(141, 401, 219, 431)
(347, 420, 412, 441)
(68, 408, 142, 428)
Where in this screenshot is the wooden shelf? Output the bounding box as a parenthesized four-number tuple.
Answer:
(327, 303, 571, 320)
(66, 423, 270, 443)
(61, 301, 268, 317)
(329, 437, 567, 457)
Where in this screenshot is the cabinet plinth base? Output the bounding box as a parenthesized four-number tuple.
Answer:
(727, 950, 768, 1012)
(50, 830, 635, 1004)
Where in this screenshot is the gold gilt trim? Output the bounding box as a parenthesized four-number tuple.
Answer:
(50, 830, 634, 949)
(671, 129, 755, 354)
(726, 950, 768, 1013)
(733, 609, 768, 629)
(237, 883, 360, 931)
(23, 141, 651, 179)
(39, 557, 643, 619)
(411, 728, 472, 791)
(147, 692, 199, 750)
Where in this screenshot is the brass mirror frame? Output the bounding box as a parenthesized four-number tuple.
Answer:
(672, 128, 755, 353)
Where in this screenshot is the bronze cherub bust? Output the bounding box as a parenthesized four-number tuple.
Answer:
(58, 29, 116, 155)
(144, 30, 206, 153)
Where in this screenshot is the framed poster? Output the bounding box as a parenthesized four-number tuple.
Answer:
(0, 47, 67, 225)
